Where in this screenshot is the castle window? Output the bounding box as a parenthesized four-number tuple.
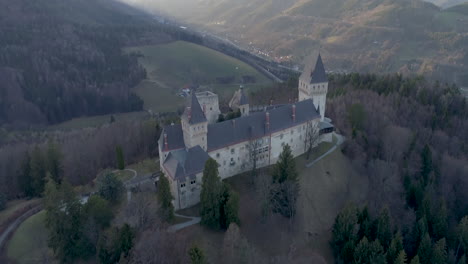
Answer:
(216, 153, 220, 158)
(190, 180, 196, 185)
(180, 183, 186, 188)
(210, 107, 213, 110)
(280, 134, 284, 140)
(230, 158, 235, 166)
(231, 148, 235, 154)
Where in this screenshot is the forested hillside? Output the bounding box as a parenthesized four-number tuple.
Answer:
(0, 0, 173, 127)
(133, 0, 468, 87)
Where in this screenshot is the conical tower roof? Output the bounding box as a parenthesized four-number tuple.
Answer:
(185, 92, 207, 124)
(300, 53, 327, 84)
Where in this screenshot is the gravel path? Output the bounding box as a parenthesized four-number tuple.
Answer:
(167, 214, 201, 233)
(305, 133, 345, 168)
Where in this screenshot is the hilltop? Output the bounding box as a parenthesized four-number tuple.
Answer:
(0, 0, 171, 127)
(135, 0, 468, 86)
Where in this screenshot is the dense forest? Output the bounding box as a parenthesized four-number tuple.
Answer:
(326, 74, 468, 263)
(0, 0, 173, 127)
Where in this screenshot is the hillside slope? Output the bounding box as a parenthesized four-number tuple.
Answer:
(132, 0, 468, 86)
(0, 0, 171, 127)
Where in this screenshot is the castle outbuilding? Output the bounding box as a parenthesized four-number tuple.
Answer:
(159, 54, 334, 209)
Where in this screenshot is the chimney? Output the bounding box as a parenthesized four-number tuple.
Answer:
(164, 133, 168, 151)
(187, 106, 192, 121)
(266, 112, 270, 131)
(292, 104, 296, 122)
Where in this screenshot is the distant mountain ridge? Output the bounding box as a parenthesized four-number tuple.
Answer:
(424, 0, 467, 8)
(129, 0, 468, 86)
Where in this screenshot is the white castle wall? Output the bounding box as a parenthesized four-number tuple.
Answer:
(196, 91, 221, 124)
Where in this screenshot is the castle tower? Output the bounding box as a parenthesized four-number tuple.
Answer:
(298, 54, 328, 121)
(181, 93, 208, 151)
(229, 88, 250, 116)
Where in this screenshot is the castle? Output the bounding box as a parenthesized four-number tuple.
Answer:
(158, 54, 334, 209)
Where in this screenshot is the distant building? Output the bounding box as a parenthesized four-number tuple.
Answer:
(159, 54, 334, 209)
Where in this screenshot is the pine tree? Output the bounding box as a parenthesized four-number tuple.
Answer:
(270, 144, 299, 218)
(221, 184, 240, 229)
(432, 238, 447, 264)
(387, 232, 404, 264)
(116, 145, 125, 170)
(394, 250, 407, 264)
(18, 151, 33, 197)
(331, 204, 359, 262)
(418, 233, 432, 264)
(358, 206, 372, 240)
(430, 199, 448, 241)
(200, 158, 222, 230)
(46, 142, 64, 184)
(45, 179, 93, 262)
(375, 206, 393, 250)
(458, 255, 466, 264)
(157, 174, 174, 222)
(30, 146, 47, 197)
(189, 245, 206, 264)
(420, 144, 432, 186)
(457, 216, 468, 256)
(410, 255, 421, 264)
(98, 173, 124, 204)
(272, 144, 297, 184)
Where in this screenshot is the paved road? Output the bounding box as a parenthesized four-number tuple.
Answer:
(306, 133, 345, 168)
(0, 205, 42, 251)
(167, 214, 201, 233)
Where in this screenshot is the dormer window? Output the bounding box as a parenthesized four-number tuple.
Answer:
(231, 148, 235, 154)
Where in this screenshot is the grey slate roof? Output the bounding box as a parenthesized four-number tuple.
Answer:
(300, 53, 328, 84)
(161, 99, 320, 153)
(159, 124, 185, 151)
(184, 92, 207, 124)
(207, 99, 320, 151)
(163, 145, 211, 181)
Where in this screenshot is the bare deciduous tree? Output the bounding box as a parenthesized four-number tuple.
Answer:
(304, 121, 320, 160)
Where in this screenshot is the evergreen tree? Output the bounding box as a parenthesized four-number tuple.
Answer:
(189, 245, 206, 264)
(200, 158, 222, 230)
(157, 174, 174, 222)
(353, 237, 386, 264)
(220, 184, 240, 229)
(272, 144, 297, 184)
(44, 179, 94, 262)
(394, 250, 407, 264)
(83, 195, 114, 229)
(30, 146, 47, 197)
(270, 144, 299, 218)
(420, 144, 432, 186)
(375, 206, 393, 250)
(18, 151, 33, 197)
(358, 206, 372, 240)
(98, 173, 124, 204)
(387, 232, 404, 264)
(331, 204, 359, 262)
(46, 142, 64, 184)
(418, 233, 432, 264)
(98, 224, 135, 264)
(410, 255, 421, 264)
(432, 238, 447, 264)
(0, 192, 6, 211)
(430, 199, 448, 241)
(116, 145, 125, 170)
(457, 216, 468, 256)
(458, 255, 466, 264)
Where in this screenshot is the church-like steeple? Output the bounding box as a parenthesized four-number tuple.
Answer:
(310, 54, 327, 84)
(184, 92, 207, 124)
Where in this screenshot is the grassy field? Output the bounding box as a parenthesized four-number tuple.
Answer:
(178, 140, 368, 263)
(127, 159, 159, 176)
(7, 211, 51, 264)
(126, 41, 273, 113)
(49, 111, 149, 131)
(0, 199, 40, 228)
